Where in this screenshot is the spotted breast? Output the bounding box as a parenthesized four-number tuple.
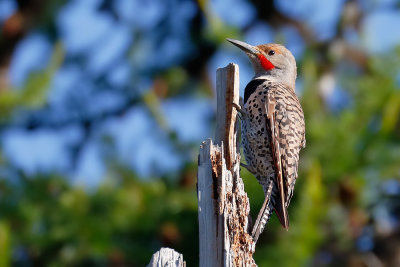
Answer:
(241, 78, 305, 242)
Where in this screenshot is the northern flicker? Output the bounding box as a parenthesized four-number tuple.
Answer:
(227, 38, 306, 243)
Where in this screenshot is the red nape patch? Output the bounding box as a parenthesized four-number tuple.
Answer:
(258, 54, 275, 71)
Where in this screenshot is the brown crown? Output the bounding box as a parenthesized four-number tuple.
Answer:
(256, 44, 286, 55)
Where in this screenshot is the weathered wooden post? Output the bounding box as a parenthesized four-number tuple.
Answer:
(148, 63, 255, 266)
(197, 63, 256, 266)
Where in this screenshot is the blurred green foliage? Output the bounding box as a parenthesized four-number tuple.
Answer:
(0, 166, 198, 266)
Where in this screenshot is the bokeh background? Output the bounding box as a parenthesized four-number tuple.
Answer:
(1, 0, 400, 266)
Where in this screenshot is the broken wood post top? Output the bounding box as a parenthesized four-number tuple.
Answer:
(215, 63, 240, 170)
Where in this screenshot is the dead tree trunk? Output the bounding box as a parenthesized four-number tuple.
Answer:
(197, 63, 256, 266)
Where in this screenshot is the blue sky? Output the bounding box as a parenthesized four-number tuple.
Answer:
(2, 0, 400, 186)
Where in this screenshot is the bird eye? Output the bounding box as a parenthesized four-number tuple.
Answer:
(268, 50, 275, 56)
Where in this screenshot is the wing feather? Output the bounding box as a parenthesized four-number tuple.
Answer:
(265, 92, 289, 229)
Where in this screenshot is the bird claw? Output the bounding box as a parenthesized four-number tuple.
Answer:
(233, 102, 246, 120)
(232, 102, 244, 114)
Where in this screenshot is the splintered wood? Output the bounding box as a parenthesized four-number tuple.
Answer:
(198, 64, 256, 267)
(215, 63, 239, 169)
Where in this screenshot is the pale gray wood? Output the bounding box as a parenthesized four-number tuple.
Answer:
(147, 247, 185, 267)
(198, 64, 256, 267)
(215, 63, 240, 170)
(198, 140, 225, 267)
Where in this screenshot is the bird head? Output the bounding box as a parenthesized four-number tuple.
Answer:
(227, 38, 297, 91)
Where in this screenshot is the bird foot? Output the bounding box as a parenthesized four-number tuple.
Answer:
(232, 103, 245, 118)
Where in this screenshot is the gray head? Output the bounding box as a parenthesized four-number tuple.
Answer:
(227, 38, 297, 91)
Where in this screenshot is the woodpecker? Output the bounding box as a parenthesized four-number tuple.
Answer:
(227, 38, 306, 243)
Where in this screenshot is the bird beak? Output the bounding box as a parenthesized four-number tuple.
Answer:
(226, 38, 259, 55)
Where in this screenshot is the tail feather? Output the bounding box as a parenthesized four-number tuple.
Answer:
(274, 198, 289, 230)
(251, 180, 274, 243)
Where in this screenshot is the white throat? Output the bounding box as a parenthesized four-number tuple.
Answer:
(253, 73, 275, 81)
(253, 73, 295, 91)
